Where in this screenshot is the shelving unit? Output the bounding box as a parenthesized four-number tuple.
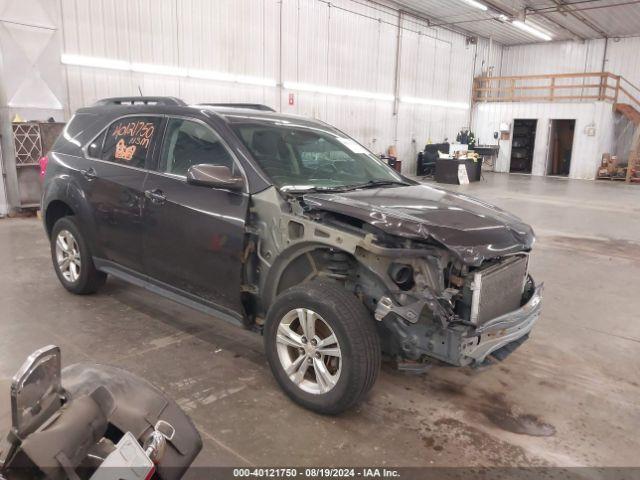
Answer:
(510, 119, 537, 173)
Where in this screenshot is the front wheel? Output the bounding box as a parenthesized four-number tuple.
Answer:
(264, 280, 381, 414)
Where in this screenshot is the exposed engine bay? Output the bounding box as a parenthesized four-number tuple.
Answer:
(242, 184, 543, 367)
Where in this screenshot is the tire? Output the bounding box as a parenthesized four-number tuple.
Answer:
(264, 280, 381, 414)
(50, 216, 106, 295)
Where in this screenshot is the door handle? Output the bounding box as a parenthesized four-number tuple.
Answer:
(144, 189, 166, 205)
(80, 167, 97, 180)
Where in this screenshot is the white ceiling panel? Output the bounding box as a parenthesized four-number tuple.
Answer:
(388, 0, 640, 45)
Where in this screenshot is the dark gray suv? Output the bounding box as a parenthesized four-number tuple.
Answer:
(42, 96, 542, 414)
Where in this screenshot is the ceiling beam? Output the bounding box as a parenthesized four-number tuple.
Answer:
(549, 0, 609, 38)
(371, 0, 489, 41)
(522, 0, 586, 41)
(483, 0, 579, 42)
(480, 0, 515, 18)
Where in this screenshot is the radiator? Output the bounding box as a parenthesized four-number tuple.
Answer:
(469, 255, 529, 325)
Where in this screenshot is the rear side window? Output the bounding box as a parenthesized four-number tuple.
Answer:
(87, 130, 106, 158)
(101, 116, 160, 168)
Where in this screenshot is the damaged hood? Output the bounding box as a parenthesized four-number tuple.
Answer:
(304, 184, 535, 265)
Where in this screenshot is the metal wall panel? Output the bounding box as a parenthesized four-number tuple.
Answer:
(60, 0, 503, 175)
(501, 40, 606, 76)
(280, 0, 499, 171)
(499, 38, 640, 101)
(605, 37, 640, 89)
(0, 0, 66, 213)
(475, 37, 502, 77)
(61, 0, 280, 110)
(280, 0, 400, 158)
(392, 18, 493, 173)
(500, 37, 640, 87)
(472, 101, 615, 179)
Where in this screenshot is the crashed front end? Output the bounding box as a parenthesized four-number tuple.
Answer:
(372, 250, 543, 366)
(302, 188, 543, 367)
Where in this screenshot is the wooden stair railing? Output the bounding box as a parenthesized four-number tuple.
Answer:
(473, 72, 640, 107)
(614, 103, 640, 125)
(472, 72, 620, 103)
(616, 77, 640, 183)
(615, 76, 640, 110)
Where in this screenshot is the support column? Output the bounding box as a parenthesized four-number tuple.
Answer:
(392, 10, 403, 148)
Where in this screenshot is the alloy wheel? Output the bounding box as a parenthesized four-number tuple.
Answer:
(55, 229, 81, 283)
(275, 308, 342, 394)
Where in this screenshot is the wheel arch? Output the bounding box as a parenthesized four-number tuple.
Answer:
(45, 200, 75, 236)
(261, 241, 355, 307)
(259, 240, 391, 316)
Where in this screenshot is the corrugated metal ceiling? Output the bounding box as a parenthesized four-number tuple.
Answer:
(388, 0, 640, 45)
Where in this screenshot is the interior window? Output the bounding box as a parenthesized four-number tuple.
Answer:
(101, 116, 160, 168)
(161, 118, 236, 176)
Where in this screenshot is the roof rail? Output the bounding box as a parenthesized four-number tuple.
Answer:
(199, 103, 275, 112)
(94, 96, 187, 106)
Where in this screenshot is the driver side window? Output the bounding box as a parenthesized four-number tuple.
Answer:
(160, 118, 236, 176)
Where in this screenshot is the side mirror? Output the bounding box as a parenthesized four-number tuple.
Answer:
(11, 345, 64, 438)
(186, 164, 244, 191)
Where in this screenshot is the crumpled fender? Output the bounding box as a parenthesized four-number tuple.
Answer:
(304, 185, 535, 266)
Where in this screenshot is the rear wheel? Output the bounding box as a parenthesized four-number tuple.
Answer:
(50, 216, 106, 294)
(264, 280, 380, 414)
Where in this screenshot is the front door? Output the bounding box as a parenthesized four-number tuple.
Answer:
(142, 117, 249, 317)
(84, 115, 162, 273)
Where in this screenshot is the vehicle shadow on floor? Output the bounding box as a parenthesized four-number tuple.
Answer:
(100, 278, 267, 366)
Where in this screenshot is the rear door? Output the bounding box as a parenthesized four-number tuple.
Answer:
(141, 117, 249, 317)
(83, 115, 162, 273)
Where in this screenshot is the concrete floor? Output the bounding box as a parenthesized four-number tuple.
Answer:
(1, 172, 639, 468)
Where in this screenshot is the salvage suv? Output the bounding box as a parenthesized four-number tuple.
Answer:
(41, 96, 543, 414)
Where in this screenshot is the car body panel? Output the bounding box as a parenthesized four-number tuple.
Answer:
(303, 184, 535, 266)
(141, 171, 249, 314)
(83, 161, 148, 272)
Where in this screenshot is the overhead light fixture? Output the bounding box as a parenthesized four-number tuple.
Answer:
(187, 69, 276, 87)
(131, 62, 187, 77)
(283, 81, 394, 102)
(234, 74, 278, 87)
(459, 0, 488, 11)
(61, 54, 129, 71)
(61, 54, 277, 87)
(400, 96, 469, 110)
(188, 68, 236, 82)
(512, 20, 553, 41)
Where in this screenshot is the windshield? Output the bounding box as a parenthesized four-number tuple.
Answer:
(232, 122, 405, 192)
